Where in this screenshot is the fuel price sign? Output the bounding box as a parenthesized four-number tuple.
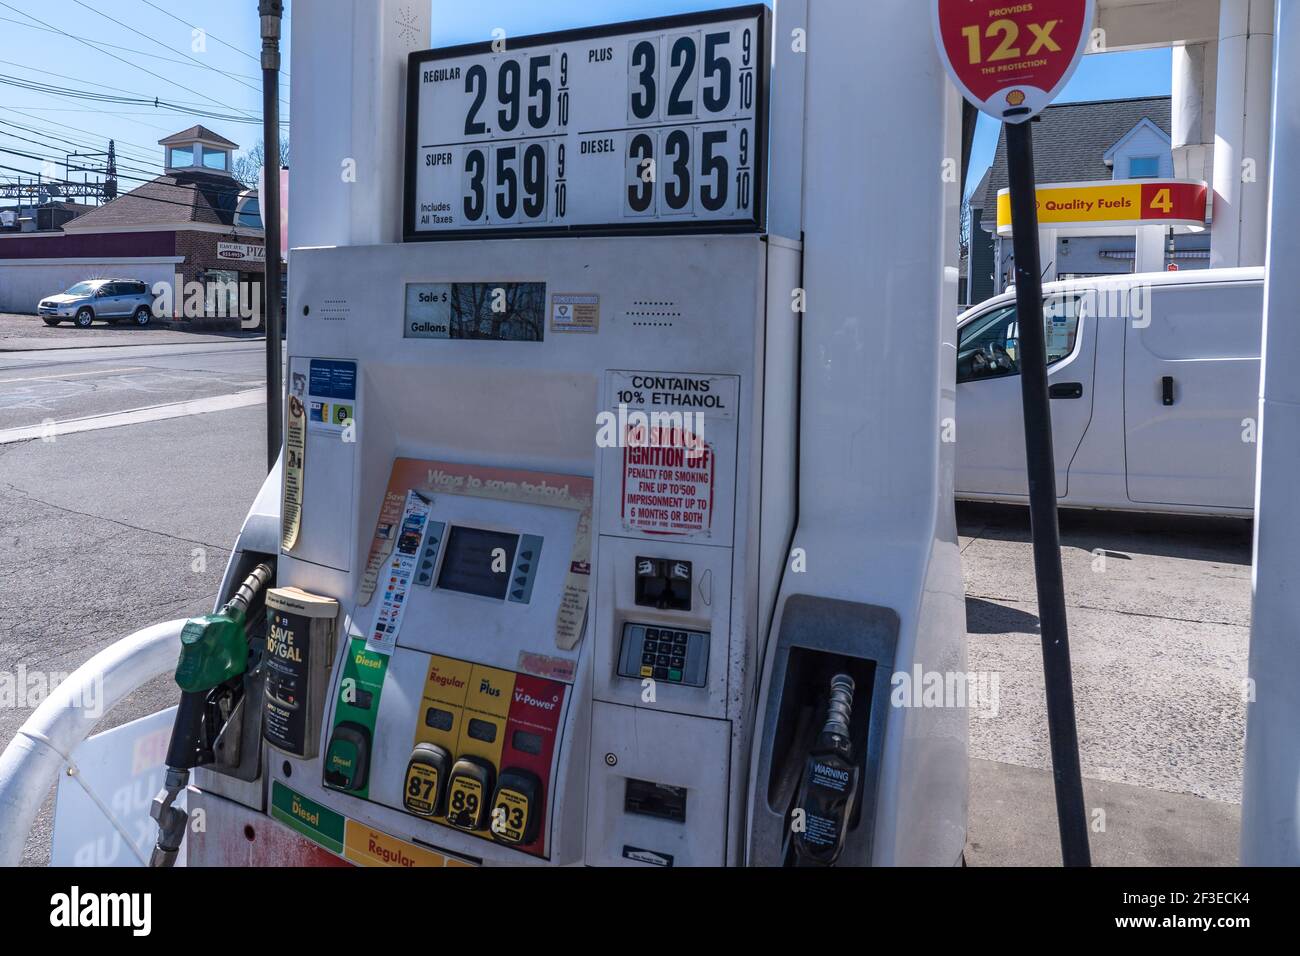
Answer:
(404, 6, 768, 241)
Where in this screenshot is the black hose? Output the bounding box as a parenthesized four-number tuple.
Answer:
(229, 562, 274, 618)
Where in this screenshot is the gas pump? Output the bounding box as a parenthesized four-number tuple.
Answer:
(170, 0, 968, 868)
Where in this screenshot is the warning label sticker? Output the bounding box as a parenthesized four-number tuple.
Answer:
(612, 372, 736, 420)
(609, 371, 737, 538)
(622, 439, 715, 536)
(606, 370, 737, 541)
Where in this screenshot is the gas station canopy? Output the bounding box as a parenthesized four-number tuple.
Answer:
(996, 179, 1209, 235)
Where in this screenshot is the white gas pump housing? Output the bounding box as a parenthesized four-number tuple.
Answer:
(182, 0, 966, 868)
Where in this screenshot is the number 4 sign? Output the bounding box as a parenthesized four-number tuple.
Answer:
(932, 0, 1095, 123)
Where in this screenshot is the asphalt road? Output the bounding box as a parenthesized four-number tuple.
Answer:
(0, 312, 258, 353)
(0, 331, 271, 865)
(0, 318, 1253, 867)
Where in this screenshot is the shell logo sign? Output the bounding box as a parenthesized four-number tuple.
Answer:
(996, 180, 1209, 236)
(932, 0, 1095, 123)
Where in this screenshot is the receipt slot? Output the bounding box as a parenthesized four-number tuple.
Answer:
(186, 0, 966, 869)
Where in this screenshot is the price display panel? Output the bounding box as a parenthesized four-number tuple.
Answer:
(404, 6, 769, 241)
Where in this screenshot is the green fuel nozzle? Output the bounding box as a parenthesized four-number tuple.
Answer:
(153, 563, 274, 867)
(174, 563, 273, 692)
(174, 608, 248, 693)
(164, 563, 273, 771)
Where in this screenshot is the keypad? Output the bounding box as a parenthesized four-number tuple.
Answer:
(617, 623, 709, 687)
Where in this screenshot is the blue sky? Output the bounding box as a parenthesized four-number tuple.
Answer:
(0, 0, 288, 190)
(426, 0, 1174, 201)
(0, 1, 1171, 199)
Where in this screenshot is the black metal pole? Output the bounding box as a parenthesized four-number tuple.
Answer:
(1004, 118, 1091, 867)
(259, 0, 284, 472)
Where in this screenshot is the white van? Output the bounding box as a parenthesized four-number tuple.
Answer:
(955, 267, 1264, 516)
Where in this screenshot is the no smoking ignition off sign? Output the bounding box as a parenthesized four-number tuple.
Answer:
(932, 1, 1095, 123)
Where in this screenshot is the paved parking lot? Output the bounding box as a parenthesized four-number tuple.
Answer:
(959, 502, 1252, 866)
(0, 329, 1255, 864)
(0, 312, 260, 352)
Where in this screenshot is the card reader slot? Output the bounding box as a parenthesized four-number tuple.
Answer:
(624, 778, 688, 823)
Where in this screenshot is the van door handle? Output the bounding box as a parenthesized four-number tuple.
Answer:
(1162, 376, 1175, 406)
(1049, 382, 1084, 399)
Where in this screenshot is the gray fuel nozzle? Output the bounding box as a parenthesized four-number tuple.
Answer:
(822, 673, 855, 741)
(148, 768, 190, 868)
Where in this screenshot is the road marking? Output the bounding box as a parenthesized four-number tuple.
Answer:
(0, 366, 148, 384)
(0, 388, 265, 444)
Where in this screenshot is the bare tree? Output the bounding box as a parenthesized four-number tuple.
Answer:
(959, 195, 972, 265)
(233, 138, 290, 187)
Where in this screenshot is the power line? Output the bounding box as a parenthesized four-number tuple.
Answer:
(0, 13, 269, 85)
(0, 108, 163, 166)
(0, 143, 254, 202)
(67, 0, 290, 111)
(0, 58, 260, 117)
(0, 159, 260, 221)
(0, 123, 162, 181)
(0, 119, 270, 193)
(0, 74, 278, 126)
(4, 100, 190, 139)
(0, 104, 282, 190)
(0, 1, 260, 122)
(0, 124, 156, 178)
(136, 0, 290, 79)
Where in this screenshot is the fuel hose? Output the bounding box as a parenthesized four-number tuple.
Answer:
(150, 562, 274, 867)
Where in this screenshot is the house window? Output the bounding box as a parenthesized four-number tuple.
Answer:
(236, 196, 262, 229)
(201, 147, 229, 171)
(1128, 156, 1160, 178)
(168, 146, 194, 168)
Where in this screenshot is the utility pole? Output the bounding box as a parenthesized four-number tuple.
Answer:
(259, 0, 285, 471)
(1004, 119, 1091, 867)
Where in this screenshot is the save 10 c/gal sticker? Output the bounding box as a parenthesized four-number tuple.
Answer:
(405, 6, 768, 238)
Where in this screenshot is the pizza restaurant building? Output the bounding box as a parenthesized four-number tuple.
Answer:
(0, 126, 273, 325)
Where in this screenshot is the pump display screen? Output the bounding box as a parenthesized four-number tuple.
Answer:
(437, 526, 520, 600)
(405, 6, 768, 240)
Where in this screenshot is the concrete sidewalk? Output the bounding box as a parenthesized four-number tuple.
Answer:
(959, 502, 1251, 866)
(968, 758, 1240, 866)
(0, 312, 264, 352)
